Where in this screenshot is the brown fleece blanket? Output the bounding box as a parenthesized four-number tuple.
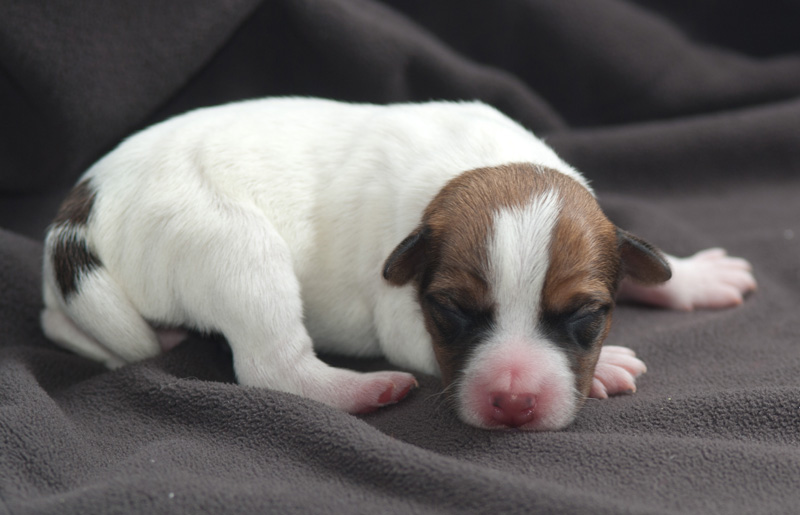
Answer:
(2, 1, 800, 513)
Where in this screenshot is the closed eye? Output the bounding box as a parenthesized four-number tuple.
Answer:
(424, 295, 468, 338)
(423, 293, 490, 341)
(569, 304, 608, 323)
(425, 295, 469, 324)
(567, 304, 610, 348)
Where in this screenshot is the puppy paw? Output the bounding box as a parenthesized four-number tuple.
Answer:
(305, 369, 418, 414)
(619, 248, 757, 311)
(236, 355, 418, 414)
(589, 345, 647, 399)
(353, 372, 419, 414)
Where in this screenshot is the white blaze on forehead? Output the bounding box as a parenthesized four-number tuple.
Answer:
(460, 187, 581, 430)
(488, 190, 562, 336)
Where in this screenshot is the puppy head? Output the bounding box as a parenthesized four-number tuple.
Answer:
(383, 164, 670, 430)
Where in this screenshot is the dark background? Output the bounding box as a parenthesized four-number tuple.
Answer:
(2, 1, 799, 514)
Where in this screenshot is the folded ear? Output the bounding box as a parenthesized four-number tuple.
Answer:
(383, 226, 429, 286)
(617, 229, 672, 285)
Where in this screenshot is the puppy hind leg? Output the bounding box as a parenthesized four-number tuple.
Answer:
(53, 268, 162, 365)
(41, 306, 126, 368)
(618, 249, 757, 311)
(192, 222, 417, 413)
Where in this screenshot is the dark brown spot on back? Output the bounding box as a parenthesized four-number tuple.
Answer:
(49, 179, 102, 297)
(53, 179, 97, 226)
(52, 228, 102, 297)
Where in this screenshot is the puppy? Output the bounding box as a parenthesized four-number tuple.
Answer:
(41, 98, 756, 430)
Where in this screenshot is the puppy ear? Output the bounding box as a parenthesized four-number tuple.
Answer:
(617, 229, 672, 285)
(383, 226, 429, 286)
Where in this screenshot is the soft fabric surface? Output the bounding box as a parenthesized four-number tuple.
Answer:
(2, 1, 799, 513)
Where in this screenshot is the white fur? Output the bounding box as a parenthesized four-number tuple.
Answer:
(489, 191, 561, 336)
(46, 100, 581, 355)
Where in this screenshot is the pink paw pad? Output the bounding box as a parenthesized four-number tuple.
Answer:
(354, 373, 418, 414)
(156, 328, 189, 352)
(377, 379, 417, 405)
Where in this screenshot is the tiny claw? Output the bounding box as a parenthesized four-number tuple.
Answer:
(589, 378, 609, 399)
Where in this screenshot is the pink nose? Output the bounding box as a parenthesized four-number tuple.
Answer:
(490, 392, 537, 428)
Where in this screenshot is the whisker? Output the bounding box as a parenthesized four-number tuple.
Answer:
(424, 379, 461, 417)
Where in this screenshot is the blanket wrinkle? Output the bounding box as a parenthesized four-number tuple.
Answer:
(0, 0, 264, 192)
(381, 0, 800, 125)
(2, 0, 800, 513)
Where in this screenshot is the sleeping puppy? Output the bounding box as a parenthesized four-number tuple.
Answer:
(41, 98, 756, 430)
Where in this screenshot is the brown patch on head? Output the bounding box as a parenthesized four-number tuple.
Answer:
(538, 171, 621, 398)
(419, 164, 580, 384)
(384, 163, 613, 387)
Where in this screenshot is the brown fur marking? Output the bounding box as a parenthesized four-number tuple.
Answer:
(386, 163, 623, 394)
(50, 180, 102, 297)
(421, 164, 620, 388)
(539, 171, 621, 397)
(53, 180, 97, 225)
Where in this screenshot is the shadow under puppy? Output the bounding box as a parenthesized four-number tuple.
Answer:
(41, 98, 756, 430)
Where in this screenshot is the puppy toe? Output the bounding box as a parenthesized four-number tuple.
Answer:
(352, 372, 418, 414)
(598, 345, 647, 376)
(589, 378, 609, 400)
(591, 352, 641, 398)
(595, 366, 637, 396)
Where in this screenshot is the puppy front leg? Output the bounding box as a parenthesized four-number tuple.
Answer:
(189, 223, 416, 414)
(230, 319, 417, 414)
(617, 248, 757, 311)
